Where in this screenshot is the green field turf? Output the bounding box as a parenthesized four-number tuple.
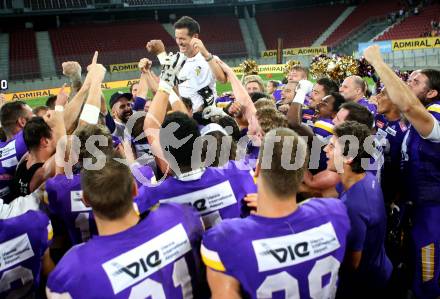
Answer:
(21, 73, 375, 108)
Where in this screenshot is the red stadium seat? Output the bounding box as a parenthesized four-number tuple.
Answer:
(256, 5, 346, 49)
(49, 20, 177, 74)
(195, 15, 247, 57)
(324, 0, 401, 47)
(375, 4, 440, 41)
(9, 29, 41, 80)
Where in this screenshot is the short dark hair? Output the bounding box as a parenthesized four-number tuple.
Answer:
(131, 113, 146, 143)
(420, 69, 440, 100)
(215, 115, 241, 142)
(201, 131, 236, 167)
(317, 78, 339, 95)
(334, 121, 372, 173)
(81, 155, 134, 220)
(160, 112, 200, 171)
(258, 128, 308, 198)
(340, 102, 374, 128)
(46, 96, 57, 109)
(330, 92, 345, 112)
(0, 101, 28, 135)
(23, 117, 52, 151)
(181, 97, 193, 112)
(269, 80, 280, 89)
(250, 92, 272, 103)
(174, 16, 200, 36)
(33, 106, 49, 116)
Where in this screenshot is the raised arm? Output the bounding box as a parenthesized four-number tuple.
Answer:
(364, 45, 435, 137)
(191, 38, 227, 84)
(287, 102, 314, 139)
(215, 59, 256, 123)
(78, 52, 106, 127)
(144, 52, 187, 174)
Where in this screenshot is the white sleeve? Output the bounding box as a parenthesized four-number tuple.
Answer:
(422, 114, 440, 143)
(0, 191, 41, 219)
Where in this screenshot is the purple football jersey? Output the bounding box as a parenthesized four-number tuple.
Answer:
(339, 172, 392, 291)
(0, 210, 52, 297)
(401, 100, 440, 206)
(0, 131, 28, 203)
(135, 160, 257, 228)
(202, 198, 350, 299)
(375, 114, 407, 201)
(46, 174, 98, 245)
(302, 106, 315, 127)
(47, 203, 207, 298)
(358, 98, 377, 115)
(312, 117, 334, 172)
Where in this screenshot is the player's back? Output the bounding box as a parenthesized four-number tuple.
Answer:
(46, 174, 98, 245)
(135, 160, 256, 228)
(0, 210, 52, 298)
(47, 202, 208, 298)
(0, 131, 28, 203)
(202, 198, 350, 299)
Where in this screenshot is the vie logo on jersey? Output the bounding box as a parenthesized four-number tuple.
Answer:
(102, 224, 191, 294)
(160, 181, 237, 216)
(0, 141, 17, 160)
(0, 234, 34, 271)
(252, 222, 340, 272)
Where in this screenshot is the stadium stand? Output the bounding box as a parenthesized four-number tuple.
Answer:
(375, 4, 440, 41)
(324, 0, 401, 48)
(125, 0, 192, 5)
(9, 29, 40, 80)
(48, 15, 245, 74)
(49, 20, 176, 74)
(195, 15, 247, 57)
(256, 5, 346, 49)
(24, 0, 91, 10)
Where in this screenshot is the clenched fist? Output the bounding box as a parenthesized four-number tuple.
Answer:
(146, 40, 166, 55)
(138, 58, 152, 74)
(62, 61, 81, 78)
(363, 45, 383, 66)
(190, 38, 209, 58)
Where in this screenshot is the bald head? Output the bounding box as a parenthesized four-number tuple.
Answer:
(339, 75, 367, 102)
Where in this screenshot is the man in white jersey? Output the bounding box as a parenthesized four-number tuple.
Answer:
(147, 16, 226, 114)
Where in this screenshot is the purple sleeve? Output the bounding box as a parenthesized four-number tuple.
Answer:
(346, 207, 367, 251)
(35, 211, 52, 253)
(45, 178, 58, 214)
(14, 131, 28, 161)
(132, 96, 146, 111)
(130, 163, 154, 187)
(105, 113, 116, 134)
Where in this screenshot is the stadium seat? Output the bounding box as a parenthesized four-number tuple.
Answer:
(256, 5, 346, 49)
(195, 15, 247, 57)
(9, 29, 41, 80)
(324, 0, 401, 48)
(49, 20, 177, 74)
(375, 4, 440, 41)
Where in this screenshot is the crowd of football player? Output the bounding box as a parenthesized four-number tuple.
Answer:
(0, 16, 439, 299)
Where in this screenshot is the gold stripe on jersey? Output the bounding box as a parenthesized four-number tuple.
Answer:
(421, 243, 435, 282)
(313, 120, 334, 134)
(47, 222, 53, 241)
(201, 244, 226, 272)
(428, 104, 440, 114)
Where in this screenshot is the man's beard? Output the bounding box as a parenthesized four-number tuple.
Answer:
(120, 111, 132, 123)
